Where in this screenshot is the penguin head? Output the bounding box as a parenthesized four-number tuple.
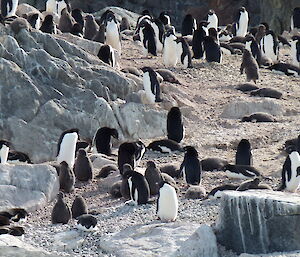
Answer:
(146, 161, 156, 169)
(11, 208, 28, 222)
(208, 9, 215, 16)
(252, 177, 260, 186)
(44, 14, 54, 23)
(243, 48, 252, 58)
(199, 20, 209, 28)
(122, 164, 134, 178)
(0, 140, 10, 148)
(239, 7, 246, 13)
(183, 146, 198, 157)
(58, 191, 65, 199)
(292, 35, 300, 41)
(85, 15, 95, 22)
(60, 161, 69, 168)
(106, 12, 117, 23)
(222, 164, 233, 171)
(286, 145, 297, 154)
(110, 128, 119, 139)
(165, 26, 175, 37)
(142, 10, 151, 16)
(237, 139, 251, 149)
(77, 148, 87, 157)
(260, 22, 269, 31)
(208, 28, 218, 40)
(141, 66, 153, 74)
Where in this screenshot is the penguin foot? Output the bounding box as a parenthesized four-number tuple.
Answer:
(125, 200, 137, 206)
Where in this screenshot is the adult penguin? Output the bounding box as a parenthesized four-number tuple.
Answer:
(203, 35, 222, 63)
(123, 164, 150, 205)
(167, 107, 184, 143)
(73, 149, 93, 181)
(40, 14, 57, 34)
(233, 7, 249, 37)
(93, 127, 118, 156)
(139, 21, 157, 56)
(291, 35, 300, 68)
(144, 161, 162, 195)
(46, 0, 71, 18)
(51, 192, 71, 224)
(97, 44, 116, 67)
(192, 21, 209, 59)
(180, 146, 202, 185)
(207, 9, 218, 31)
(163, 26, 178, 67)
(0, 140, 9, 164)
(56, 128, 78, 168)
(278, 145, 300, 192)
(104, 11, 121, 54)
(59, 161, 75, 193)
(118, 142, 141, 175)
(27, 13, 42, 29)
(157, 181, 178, 222)
(176, 37, 193, 68)
(158, 11, 171, 26)
(1, 0, 18, 18)
(260, 30, 279, 63)
(235, 139, 253, 166)
(223, 164, 261, 179)
(141, 66, 162, 103)
(245, 34, 262, 66)
(181, 14, 197, 36)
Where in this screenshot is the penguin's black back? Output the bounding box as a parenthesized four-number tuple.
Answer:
(203, 36, 221, 62)
(131, 171, 150, 204)
(192, 28, 206, 59)
(235, 139, 252, 166)
(94, 127, 117, 155)
(118, 142, 136, 174)
(167, 107, 184, 143)
(142, 22, 157, 56)
(181, 14, 195, 36)
(98, 44, 113, 66)
(293, 7, 300, 29)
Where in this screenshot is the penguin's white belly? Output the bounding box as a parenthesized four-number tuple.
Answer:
(57, 133, 78, 168)
(163, 36, 178, 67)
(219, 34, 232, 42)
(291, 41, 299, 67)
(128, 177, 133, 199)
(143, 73, 156, 104)
(106, 23, 121, 53)
(225, 170, 253, 179)
(152, 23, 163, 52)
(157, 186, 178, 221)
(261, 35, 278, 62)
(207, 15, 218, 30)
(0, 145, 9, 164)
(286, 175, 300, 192)
(237, 13, 248, 37)
(176, 42, 183, 64)
(46, 0, 56, 13)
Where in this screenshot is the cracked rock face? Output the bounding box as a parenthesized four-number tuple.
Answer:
(215, 190, 300, 254)
(0, 22, 166, 163)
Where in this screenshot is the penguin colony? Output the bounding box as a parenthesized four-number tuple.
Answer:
(1, 1, 300, 243)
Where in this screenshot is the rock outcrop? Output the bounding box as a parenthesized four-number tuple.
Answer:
(0, 164, 59, 212)
(215, 190, 300, 254)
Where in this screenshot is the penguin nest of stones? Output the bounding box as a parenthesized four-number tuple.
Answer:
(10, 17, 30, 34)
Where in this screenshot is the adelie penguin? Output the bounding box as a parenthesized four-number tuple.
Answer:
(176, 37, 193, 68)
(51, 192, 71, 224)
(207, 9, 218, 31)
(71, 8, 84, 29)
(104, 11, 121, 54)
(27, 13, 42, 29)
(192, 21, 209, 59)
(291, 7, 300, 31)
(268, 62, 300, 76)
(157, 181, 178, 222)
(1, 0, 18, 18)
(235, 139, 253, 166)
(46, 0, 71, 18)
(181, 14, 197, 36)
(291, 35, 300, 68)
(147, 139, 182, 153)
(123, 164, 150, 205)
(77, 214, 97, 232)
(260, 30, 279, 63)
(278, 145, 300, 192)
(57, 128, 79, 168)
(180, 146, 202, 185)
(59, 161, 75, 193)
(158, 11, 171, 26)
(167, 107, 184, 143)
(233, 7, 249, 37)
(0, 140, 9, 164)
(145, 161, 162, 195)
(73, 149, 93, 181)
(223, 164, 261, 179)
(203, 35, 222, 63)
(98, 44, 116, 67)
(139, 21, 157, 56)
(245, 34, 262, 66)
(163, 27, 178, 67)
(93, 127, 118, 156)
(206, 184, 238, 199)
(141, 66, 162, 104)
(240, 49, 259, 84)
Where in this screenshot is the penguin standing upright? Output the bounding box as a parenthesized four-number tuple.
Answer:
(234, 7, 249, 37)
(71, 8, 84, 28)
(180, 146, 202, 185)
(240, 49, 259, 83)
(123, 164, 150, 205)
(0, 140, 9, 164)
(181, 14, 197, 36)
(57, 128, 78, 169)
(93, 127, 118, 156)
(83, 14, 99, 40)
(157, 181, 178, 222)
(192, 21, 208, 59)
(144, 161, 162, 195)
(207, 9, 218, 31)
(291, 7, 300, 31)
(139, 21, 157, 56)
(167, 107, 184, 143)
(51, 192, 71, 224)
(46, 0, 70, 18)
(235, 139, 253, 166)
(245, 34, 262, 66)
(40, 14, 57, 34)
(279, 146, 300, 192)
(176, 37, 193, 68)
(71, 195, 88, 218)
(163, 27, 178, 67)
(104, 12, 121, 54)
(203, 35, 222, 63)
(291, 35, 300, 67)
(158, 11, 171, 26)
(141, 66, 162, 104)
(58, 8, 74, 33)
(73, 149, 93, 181)
(150, 19, 164, 53)
(118, 142, 138, 175)
(1, 0, 18, 18)
(260, 30, 279, 63)
(59, 161, 75, 193)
